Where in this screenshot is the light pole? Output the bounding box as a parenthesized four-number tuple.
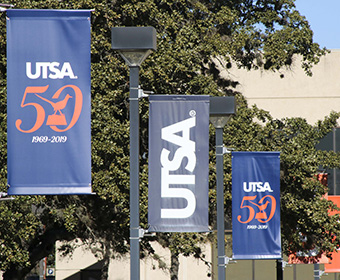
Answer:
(210, 96, 236, 280)
(111, 27, 157, 280)
(277, 259, 283, 280)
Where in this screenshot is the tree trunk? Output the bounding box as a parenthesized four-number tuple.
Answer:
(170, 252, 179, 280)
(3, 267, 29, 280)
(4, 227, 74, 280)
(101, 255, 110, 280)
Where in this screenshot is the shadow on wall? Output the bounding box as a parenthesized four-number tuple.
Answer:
(64, 260, 104, 280)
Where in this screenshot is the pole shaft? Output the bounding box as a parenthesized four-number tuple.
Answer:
(276, 259, 283, 280)
(216, 127, 226, 280)
(252, 260, 255, 280)
(314, 263, 320, 280)
(130, 66, 140, 280)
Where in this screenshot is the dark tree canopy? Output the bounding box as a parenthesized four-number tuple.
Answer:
(0, 0, 338, 279)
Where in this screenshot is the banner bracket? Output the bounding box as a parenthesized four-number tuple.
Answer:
(0, 3, 14, 12)
(216, 145, 234, 155)
(129, 86, 153, 100)
(282, 260, 291, 269)
(314, 268, 327, 278)
(218, 256, 237, 267)
(139, 228, 146, 238)
(0, 192, 15, 201)
(223, 147, 235, 154)
(139, 228, 156, 238)
(138, 87, 154, 99)
(130, 228, 155, 240)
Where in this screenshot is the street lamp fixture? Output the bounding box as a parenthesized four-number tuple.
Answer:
(210, 96, 236, 280)
(111, 26, 157, 280)
(210, 96, 236, 128)
(112, 27, 157, 66)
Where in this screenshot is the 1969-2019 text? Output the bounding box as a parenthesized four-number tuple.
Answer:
(32, 136, 67, 143)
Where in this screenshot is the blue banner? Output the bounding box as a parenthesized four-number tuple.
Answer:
(7, 10, 92, 195)
(232, 152, 281, 259)
(148, 95, 209, 232)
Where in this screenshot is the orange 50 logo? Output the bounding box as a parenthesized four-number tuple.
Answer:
(237, 195, 276, 224)
(16, 85, 82, 133)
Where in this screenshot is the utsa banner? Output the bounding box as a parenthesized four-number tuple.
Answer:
(232, 152, 281, 259)
(148, 95, 209, 232)
(7, 10, 92, 195)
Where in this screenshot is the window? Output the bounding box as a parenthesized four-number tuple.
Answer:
(316, 127, 340, 195)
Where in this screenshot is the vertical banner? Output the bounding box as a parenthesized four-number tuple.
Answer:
(232, 152, 281, 259)
(7, 10, 92, 195)
(148, 95, 209, 232)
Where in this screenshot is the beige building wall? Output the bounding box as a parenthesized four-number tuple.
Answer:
(55, 240, 211, 280)
(224, 50, 340, 124)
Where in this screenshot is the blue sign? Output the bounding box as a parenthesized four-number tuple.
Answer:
(232, 152, 281, 259)
(148, 95, 209, 232)
(7, 10, 92, 195)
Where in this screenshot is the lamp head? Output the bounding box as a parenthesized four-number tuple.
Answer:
(111, 27, 157, 66)
(209, 96, 236, 128)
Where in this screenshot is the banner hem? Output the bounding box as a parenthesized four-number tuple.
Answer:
(148, 226, 210, 233)
(232, 255, 282, 260)
(8, 186, 92, 195)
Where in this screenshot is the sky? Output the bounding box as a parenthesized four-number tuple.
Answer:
(294, 0, 340, 49)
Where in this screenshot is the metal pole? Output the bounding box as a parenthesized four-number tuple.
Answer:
(252, 260, 255, 280)
(314, 263, 320, 280)
(276, 259, 283, 280)
(216, 127, 226, 280)
(129, 66, 140, 280)
(39, 258, 44, 280)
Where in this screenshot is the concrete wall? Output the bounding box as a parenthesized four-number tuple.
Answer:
(55, 240, 211, 280)
(224, 50, 340, 124)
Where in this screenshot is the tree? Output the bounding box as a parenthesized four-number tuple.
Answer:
(0, 0, 339, 279)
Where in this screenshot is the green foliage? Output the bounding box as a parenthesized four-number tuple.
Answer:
(0, 197, 40, 270)
(0, 0, 338, 278)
